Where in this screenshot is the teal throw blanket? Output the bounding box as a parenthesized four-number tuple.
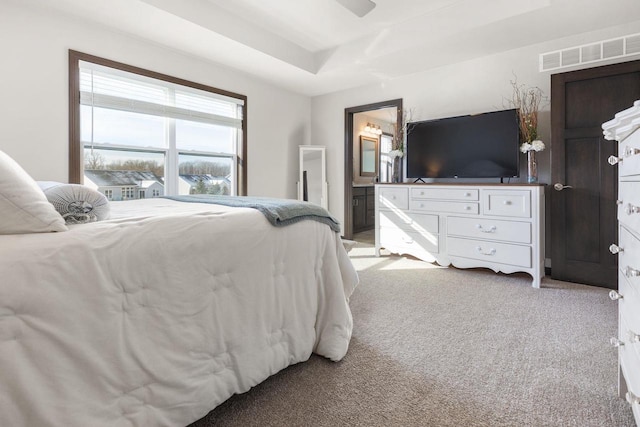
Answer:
(163, 195, 341, 233)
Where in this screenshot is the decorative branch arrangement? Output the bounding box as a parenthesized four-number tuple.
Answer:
(505, 76, 548, 183)
(506, 77, 546, 148)
(389, 108, 417, 159)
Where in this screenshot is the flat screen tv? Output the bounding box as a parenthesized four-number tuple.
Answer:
(406, 108, 520, 180)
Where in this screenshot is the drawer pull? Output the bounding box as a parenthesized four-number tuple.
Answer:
(625, 203, 640, 215)
(609, 290, 623, 300)
(624, 145, 640, 157)
(464, 192, 471, 197)
(627, 391, 640, 406)
(476, 224, 497, 233)
(464, 206, 472, 211)
(608, 155, 622, 165)
(503, 200, 512, 205)
(476, 246, 496, 256)
(628, 330, 640, 343)
(609, 244, 623, 254)
(624, 266, 640, 278)
(610, 337, 625, 347)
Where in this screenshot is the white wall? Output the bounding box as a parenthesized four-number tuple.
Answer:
(312, 21, 640, 232)
(0, 2, 310, 199)
(4, 1, 640, 231)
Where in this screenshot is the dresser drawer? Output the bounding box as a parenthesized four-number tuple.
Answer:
(619, 272, 640, 342)
(380, 227, 439, 254)
(482, 190, 531, 218)
(379, 210, 438, 234)
(378, 187, 409, 210)
(447, 216, 531, 244)
(619, 225, 640, 291)
(410, 199, 479, 215)
(447, 237, 531, 268)
(410, 187, 479, 201)
(618, 128, 640, 179)
(619, 314, 640, 396)
(619, 182, 640, 231)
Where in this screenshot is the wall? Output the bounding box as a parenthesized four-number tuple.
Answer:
(312, 21, 640, 235)
(0, 2, 310, 199)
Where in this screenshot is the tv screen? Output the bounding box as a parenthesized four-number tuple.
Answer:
(406, 109, 520, 179)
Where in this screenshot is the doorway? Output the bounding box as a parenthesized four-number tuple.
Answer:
(344, 99, 402, 241)
(550, 60, 640, 288)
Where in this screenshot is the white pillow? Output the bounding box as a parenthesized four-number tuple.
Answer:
(0, 150, 67, 235)
(37, 182, 110, 224)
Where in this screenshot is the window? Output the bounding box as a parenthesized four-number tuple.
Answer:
(69, 51, 247, 197)
(121, 187, 135, 200)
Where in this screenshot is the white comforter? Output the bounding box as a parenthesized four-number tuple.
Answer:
(0, 199, 358, 427)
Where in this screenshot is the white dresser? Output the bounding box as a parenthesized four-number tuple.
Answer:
(375, 184, 545, 287)
(603, 100, 640, 424)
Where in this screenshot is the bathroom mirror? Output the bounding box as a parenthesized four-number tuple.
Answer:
(360, 135, 378, 177)
(298, 146, 328, 209)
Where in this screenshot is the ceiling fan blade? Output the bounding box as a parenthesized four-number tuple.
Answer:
(335, 0, 376, 17)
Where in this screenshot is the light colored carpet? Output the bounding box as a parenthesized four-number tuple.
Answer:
(191, 244, 636, 427)
(353, 229, 375, 245)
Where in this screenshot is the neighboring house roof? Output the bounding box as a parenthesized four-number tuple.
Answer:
(179, 174, 230, 187)
(84, 170, 164, 187)
(139, 180, 161, 189)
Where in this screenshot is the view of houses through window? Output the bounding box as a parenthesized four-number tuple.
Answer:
(79, 60, 243, 201)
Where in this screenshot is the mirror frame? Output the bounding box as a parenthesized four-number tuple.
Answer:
(298, 145, 328, 209)
(359, 135, 378, 177)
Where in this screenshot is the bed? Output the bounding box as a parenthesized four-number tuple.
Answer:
(0, 191, 358, 426)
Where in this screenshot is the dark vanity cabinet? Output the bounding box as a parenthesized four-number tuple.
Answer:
(353, 186, 375, 233)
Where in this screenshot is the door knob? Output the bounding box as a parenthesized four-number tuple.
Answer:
(553, 183, 573, 191)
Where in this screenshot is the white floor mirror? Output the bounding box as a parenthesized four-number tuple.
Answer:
(298, 146, 328, 209)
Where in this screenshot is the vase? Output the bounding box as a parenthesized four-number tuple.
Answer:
(527, 150, 538, 183)
(391, 156, 403, 183)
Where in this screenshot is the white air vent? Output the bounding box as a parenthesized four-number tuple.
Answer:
(626, 34, 640, 54)
(541, 52, 560, 70)
(561, 48, 580, 66)
(603, 39, 624, 58)
(540, 32, 640, 72)
(581, 44, 601, 62)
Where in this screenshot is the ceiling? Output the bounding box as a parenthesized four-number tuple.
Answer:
(15, 0, 640, 96)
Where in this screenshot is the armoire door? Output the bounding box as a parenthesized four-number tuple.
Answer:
(550, 60, 640, 288)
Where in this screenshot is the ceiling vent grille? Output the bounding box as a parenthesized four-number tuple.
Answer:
(561, 48, 580, 67)
(540, 33, 640, 72)
(603, 39, 624, 58)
